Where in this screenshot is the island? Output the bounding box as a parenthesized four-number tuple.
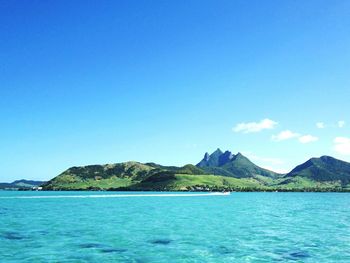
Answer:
(38, 149, 350, 192)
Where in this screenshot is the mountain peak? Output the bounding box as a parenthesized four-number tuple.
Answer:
(197, 148, 226, 167)
(235, 152, 243, 158)
(319, 155, 336, 162)
(196, 149, 250, 169)
(303, 156, 340, 167)
(196, 148, 281, 179)
(213, 148, 223, 155)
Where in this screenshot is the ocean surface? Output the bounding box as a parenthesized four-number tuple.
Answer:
(1, 191, 350, 262)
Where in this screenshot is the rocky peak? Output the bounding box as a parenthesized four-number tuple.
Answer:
(218, 150, 234, 166)
(203, 152, 210, 161)
(212, 148, 223, 156)
(197, 148, 236, 167)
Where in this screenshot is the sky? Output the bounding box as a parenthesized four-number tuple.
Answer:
(1, 0, 350, 181)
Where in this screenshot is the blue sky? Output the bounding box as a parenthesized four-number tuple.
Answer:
(1, 0, 350, 181)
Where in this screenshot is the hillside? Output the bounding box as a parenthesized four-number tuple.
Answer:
(42, 162, 212, 190)
(284, 156, 350, 186)
(40, 151, 350, 192)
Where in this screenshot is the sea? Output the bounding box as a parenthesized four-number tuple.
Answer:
(1, 191, 350, 262)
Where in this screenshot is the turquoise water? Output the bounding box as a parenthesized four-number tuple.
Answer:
(1, 192, 350, 262)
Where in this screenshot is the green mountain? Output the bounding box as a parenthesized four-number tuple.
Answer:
(284, 156, 350, 186)
(43, 162, 158, 190)
(42, 162, 213, 191)
(40, 151, 350, 192)
(197, 149, 281, 179)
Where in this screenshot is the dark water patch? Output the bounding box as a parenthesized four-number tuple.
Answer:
(79, 242, 128, 254)
(150, 238, 173, 245)
(79, 243, 105, 249)
(100, 248, 127, 253)
(288, 251, 310, 259)
(217, 245, 235, 255)
(275, 249, 311, 261)
(2, 231, 25, 240)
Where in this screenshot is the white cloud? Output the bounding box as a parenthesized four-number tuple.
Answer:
(316, 122, 325, 129)
(233, 118, 277, 133)
(271, 130, 300, 141)
(316, 121, 346, 128)
(298, 135, 318, 144)
(272, 130, 319, 144)
(334, 137, 350, 155)
(338, 121, 345, 128)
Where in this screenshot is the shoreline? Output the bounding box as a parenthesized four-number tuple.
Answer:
(2, 188, 350, 193)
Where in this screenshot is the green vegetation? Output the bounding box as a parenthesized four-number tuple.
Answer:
(44, 176, 133, 190)
(128, 174, 266, 191)
(41, 150, 350, 192)
(287, 156, 350, 185)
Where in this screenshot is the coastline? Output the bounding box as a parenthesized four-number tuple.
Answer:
(6, 188, 350, 193)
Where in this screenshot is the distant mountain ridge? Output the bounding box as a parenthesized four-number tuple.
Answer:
(30, 149, 350, 191)
(197, 149, 281, 179)
(0, 179, 45, 189)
